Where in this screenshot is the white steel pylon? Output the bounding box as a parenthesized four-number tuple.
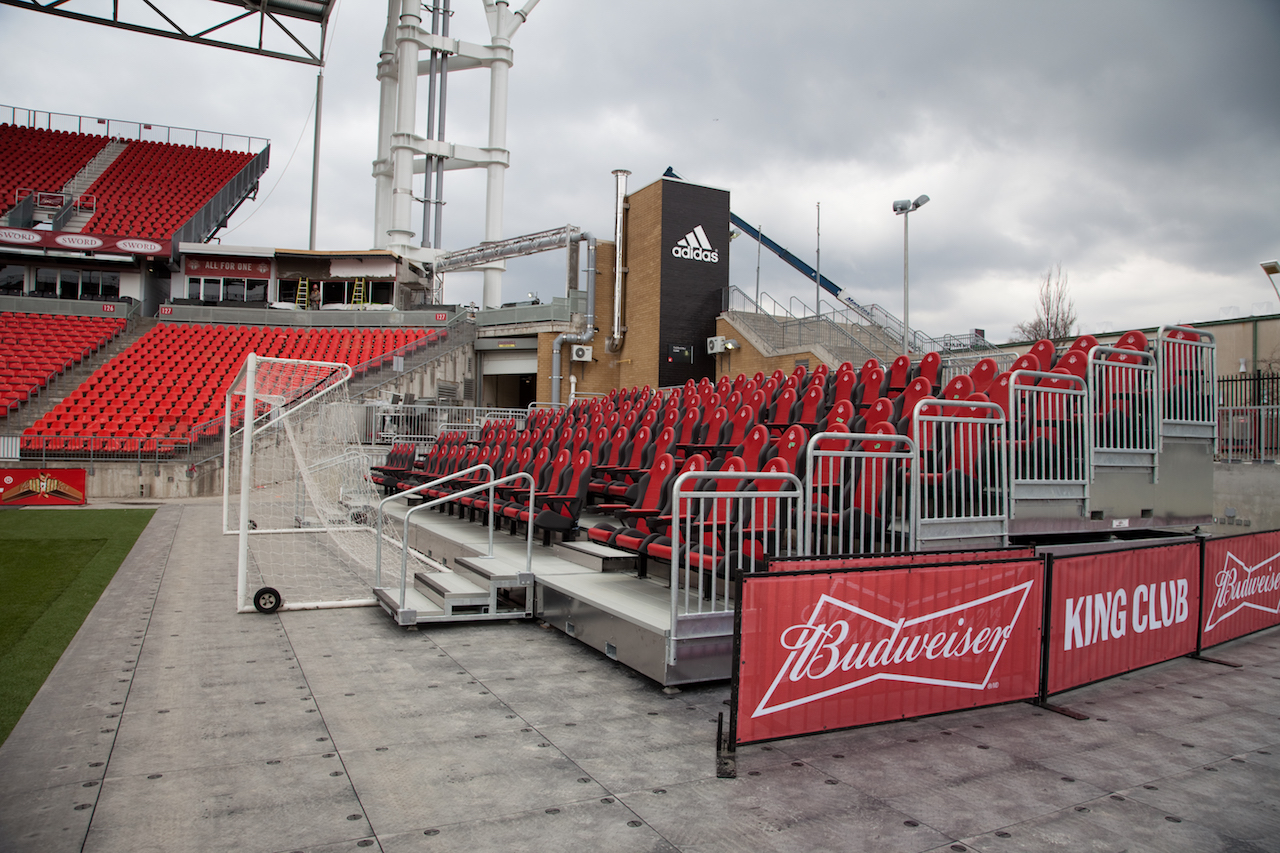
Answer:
(373, 0, 539, 308)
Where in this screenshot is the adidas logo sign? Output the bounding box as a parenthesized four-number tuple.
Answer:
(671, 225, 720, 263)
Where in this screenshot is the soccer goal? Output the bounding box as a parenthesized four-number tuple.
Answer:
(223, 354, 421, 614)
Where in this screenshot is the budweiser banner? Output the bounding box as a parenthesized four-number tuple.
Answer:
(734, 559, 1044, 744)
(0, 468, 87, 505)
(1045, 543, 1200, 695)
(1201, 531, 1280, 648)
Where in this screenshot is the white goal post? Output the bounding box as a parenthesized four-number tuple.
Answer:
(223, 354, 408, 613)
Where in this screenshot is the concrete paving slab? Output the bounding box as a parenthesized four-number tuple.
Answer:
(621, 761, 951, 853)
(82, 753, 371, 853)
(1117, 756, 1280, 847)
(879, 764, 1112, 840)
(0, 778, 98, 851)
(953, 791, 1265, 853)
(375, 795, 679, 853)
(338, 729, 608, 835)
(313, 681, 531, 751)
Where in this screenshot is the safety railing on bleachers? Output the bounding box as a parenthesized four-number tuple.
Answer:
(668, 469, 804, 631)
(1158, 325, 1216, 440)
(1007, 370, 1089, 496)
(913, 399, 1010, 549)
(1, 104, 268, 153)
(365, 405, 527, 445)
(1216, 406, 1280, 463)
(1087, 345, 1159, 476)
(723, 287, 882, 364)
(804, 431, 918, 555)
(8, 434, 203, 467)
(377, 466, 535, 610)
(170, 146, 270, 247)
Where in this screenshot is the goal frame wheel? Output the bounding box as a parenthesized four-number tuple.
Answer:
(253, 587, 282, 613)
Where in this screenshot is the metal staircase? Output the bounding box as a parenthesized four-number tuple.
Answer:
(722, 286, 1010, 373)
(58, 140, 128, 232)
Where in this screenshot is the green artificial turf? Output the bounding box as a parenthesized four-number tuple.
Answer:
(0, 508, 155, 746)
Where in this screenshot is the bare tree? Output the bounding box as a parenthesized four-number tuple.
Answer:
(1012, 263, 1077, 341)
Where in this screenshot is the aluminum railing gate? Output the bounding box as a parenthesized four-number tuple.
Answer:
(803, 431, 918, 557)
(1008, 370, 1089, 512)
(665, 469, 804, 668)
(1157, 325, 1216, 442)
(911, 399, 1010, 549)
(1087, 345, 1159, 480)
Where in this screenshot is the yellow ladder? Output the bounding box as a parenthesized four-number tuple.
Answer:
(351, 277, 367, 305)
(294, 277, 309, 309)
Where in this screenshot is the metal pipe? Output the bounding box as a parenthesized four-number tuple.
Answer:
(372, 0, 400, 248)
(551, 232, 597, 405)
(432, 0, 451, 252)
(387, 3, 422, 245)
(605, 169, 629, 353)
(421, 0, 440, 247)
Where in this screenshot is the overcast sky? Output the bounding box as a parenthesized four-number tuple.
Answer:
(2, 0, 1278, 341)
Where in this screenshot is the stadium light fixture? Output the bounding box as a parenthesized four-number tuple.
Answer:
(1263, 260, 1280, 304)
(894, 195, 930, 357)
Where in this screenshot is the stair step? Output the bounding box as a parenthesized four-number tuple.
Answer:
(454, 555, 526, 587)
(414, 570, 490, 608)
(373, 585, 444, 625)
(554, 539, 638, 573)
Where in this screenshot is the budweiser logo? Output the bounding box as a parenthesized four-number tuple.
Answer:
(752, 580, 1035, 718)
(1204, 548, 1280, 633)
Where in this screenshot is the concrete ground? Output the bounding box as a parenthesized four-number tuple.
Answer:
(1, 497, 1278, 853)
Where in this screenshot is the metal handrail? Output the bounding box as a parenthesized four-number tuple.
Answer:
(394, 469, 535, 609)
(372, 467, 484, 589)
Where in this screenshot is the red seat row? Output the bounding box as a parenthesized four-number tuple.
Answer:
(25, 322, 430, 443)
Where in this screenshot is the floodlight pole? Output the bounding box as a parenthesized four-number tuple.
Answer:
(815, 203, 821, 320)
(894, 194, 930, 357)
(902, 210, 909, 356)
(309, 67, 324, 250)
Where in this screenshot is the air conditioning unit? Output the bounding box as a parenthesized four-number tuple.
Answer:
(571, 345, 593, 362)
(706, 335, 726, 354)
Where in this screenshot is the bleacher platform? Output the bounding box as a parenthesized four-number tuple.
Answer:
(371, 328, 1218, 684)
(20, 322, 432, 451)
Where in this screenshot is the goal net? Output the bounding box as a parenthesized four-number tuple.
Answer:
(223, 354, 422, 613)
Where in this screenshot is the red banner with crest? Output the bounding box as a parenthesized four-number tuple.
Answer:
(734, 559, 1044, 745)
(0, 468, 87, 505)
(1201, 531, 1280, 648)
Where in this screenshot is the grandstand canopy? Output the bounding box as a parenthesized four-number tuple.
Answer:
(0, 0, 334, 65)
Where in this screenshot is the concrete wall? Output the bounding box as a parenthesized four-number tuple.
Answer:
(1212, 461, 1280, 533)
(8, 456, 225, 502)
(714, 316, 820, 381)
